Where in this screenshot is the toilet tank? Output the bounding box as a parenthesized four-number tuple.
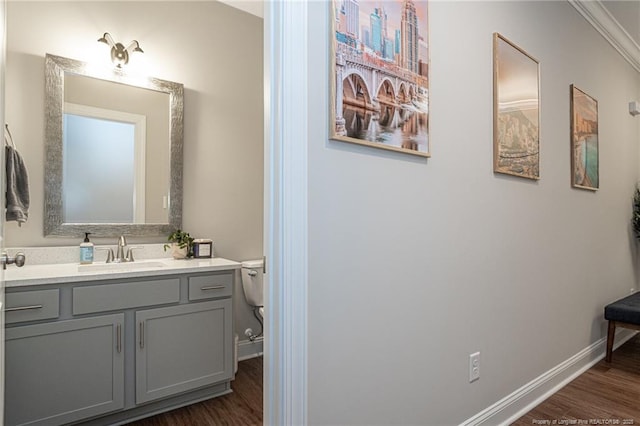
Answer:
(241, 259, 264, 307)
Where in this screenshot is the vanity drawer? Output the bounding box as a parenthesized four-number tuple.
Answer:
(5, 289, 60, 324)
(188, 273, 232, 301)
(73, 278, 180, 315)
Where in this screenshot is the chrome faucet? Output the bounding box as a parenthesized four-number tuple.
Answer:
(95, 246, 114, 263)
(95, 236, 142, 263)
(115, 235, 127, 263)
(111, 236, 142, 263)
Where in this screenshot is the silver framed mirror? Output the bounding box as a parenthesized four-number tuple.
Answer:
(44, 53, 183, 237)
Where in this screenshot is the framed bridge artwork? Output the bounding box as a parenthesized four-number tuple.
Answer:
(331, 0, 430, 157)
(493, 33, 540, 180)
(570, 85, 598, 190)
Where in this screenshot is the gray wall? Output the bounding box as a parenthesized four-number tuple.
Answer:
(5, 1, 263, 344)
(307, 1, 640, 424)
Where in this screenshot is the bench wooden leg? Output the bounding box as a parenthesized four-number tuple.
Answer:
(606, 321, 616, 363)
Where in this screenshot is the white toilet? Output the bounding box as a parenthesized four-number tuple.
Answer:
(241, 259, 264, 319)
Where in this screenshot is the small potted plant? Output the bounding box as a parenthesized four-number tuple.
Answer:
(164, 229, 194, 259)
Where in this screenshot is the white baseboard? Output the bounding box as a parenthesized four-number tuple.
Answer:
(461, 329, 637, 426)
(237, 336, 264, 361)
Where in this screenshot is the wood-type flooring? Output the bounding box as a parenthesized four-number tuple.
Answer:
(127, 356, 262, 426)
(514, 335, 640, 425)
(127, 336, 640, 426)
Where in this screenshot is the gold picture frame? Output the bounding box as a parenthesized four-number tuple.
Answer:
(493, 33, 540, 179)
(570, 85, 599, 191)
(330, 0, 430, 157)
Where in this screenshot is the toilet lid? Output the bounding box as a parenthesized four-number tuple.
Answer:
(242, 259, 264, 269)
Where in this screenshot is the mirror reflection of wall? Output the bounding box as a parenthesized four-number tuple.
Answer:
(63, 73, 170, 225)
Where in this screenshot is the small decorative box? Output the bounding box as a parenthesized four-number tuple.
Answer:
(193, 239, 213, 258)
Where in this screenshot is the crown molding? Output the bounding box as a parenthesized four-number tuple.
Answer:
(568, 0, 640, 73)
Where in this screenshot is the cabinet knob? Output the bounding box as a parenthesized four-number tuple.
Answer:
(1, 251, 26, 270)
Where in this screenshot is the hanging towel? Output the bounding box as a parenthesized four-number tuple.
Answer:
(5, 144, 30, 226)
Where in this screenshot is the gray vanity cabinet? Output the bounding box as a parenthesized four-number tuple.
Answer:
(5, 314, 125, 426)
(4, 268, 236, 426)
(135, 299, 233, 404)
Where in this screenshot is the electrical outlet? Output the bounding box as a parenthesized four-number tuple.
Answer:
(631, 288, 636, 294)
(469, 352, 480, 383)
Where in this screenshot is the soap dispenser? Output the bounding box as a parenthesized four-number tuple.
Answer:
(80, 232, 94, 264)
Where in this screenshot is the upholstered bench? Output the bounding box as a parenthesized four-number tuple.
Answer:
(604, 292, 640, 362)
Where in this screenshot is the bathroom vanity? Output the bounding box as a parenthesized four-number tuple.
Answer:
(4, 257, 240, 426)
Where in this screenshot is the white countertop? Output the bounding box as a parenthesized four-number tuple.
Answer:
(5, 257, 241, 288)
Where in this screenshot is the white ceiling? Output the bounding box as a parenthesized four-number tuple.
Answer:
(218, 0, 264, 18)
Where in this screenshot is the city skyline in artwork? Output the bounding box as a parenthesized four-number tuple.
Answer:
(331, 0, 430, 157)
(338, 0, 428, 72)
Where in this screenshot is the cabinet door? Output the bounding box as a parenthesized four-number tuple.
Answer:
(5, 314, 125, 426)
(136, 299, 232, 404)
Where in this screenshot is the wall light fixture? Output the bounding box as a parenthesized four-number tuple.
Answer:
(98, 32, 144, 68)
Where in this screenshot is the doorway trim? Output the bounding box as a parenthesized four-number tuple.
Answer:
(264, 0, 308, 425)
(0, 0, 7, 420)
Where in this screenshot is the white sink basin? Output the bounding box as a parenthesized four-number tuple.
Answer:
(77, 260, 167, 273)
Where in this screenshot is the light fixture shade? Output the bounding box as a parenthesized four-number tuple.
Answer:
(125, 41, 144, 54)
(98, 32, 116, 47)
